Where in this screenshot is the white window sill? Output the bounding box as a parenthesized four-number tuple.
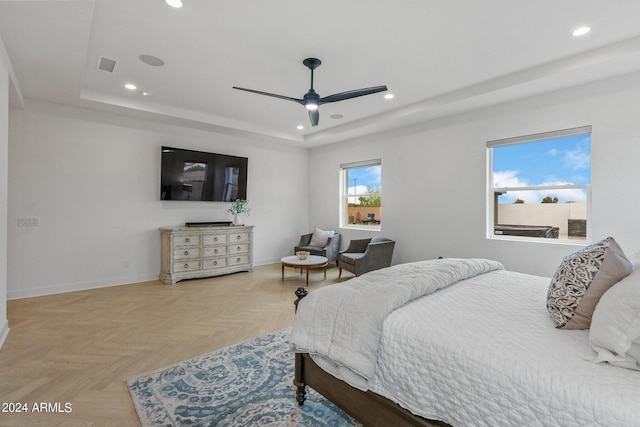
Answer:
(341, 225, 381, 232)
(487, 234, 591, 246)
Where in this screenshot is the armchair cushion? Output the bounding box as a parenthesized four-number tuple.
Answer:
(309, 227, 335, 247)
(295, 231, 341, 263)
(338, 253, 366, 266)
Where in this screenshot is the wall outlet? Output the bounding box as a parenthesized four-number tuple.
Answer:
(18, 217, 40, 227)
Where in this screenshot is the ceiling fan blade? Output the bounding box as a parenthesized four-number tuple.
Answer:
(319, 85, 388, 104)
(232, 87, 304, 105)
(309, 109, 319, 127)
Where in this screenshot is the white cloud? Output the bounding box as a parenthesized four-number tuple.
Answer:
(493, 170, 528, 188)
(347, 184, 373, 204)
(348, 184, 370, 195)
(494, 172, 587, 203)
(504, 188, 587, 204)
(563, 150, 590, 170)
(562, 136, 590, 170)
(503, 190, 539, 204)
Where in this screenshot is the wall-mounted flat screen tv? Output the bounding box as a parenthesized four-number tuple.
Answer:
(161, 146, 248, 202)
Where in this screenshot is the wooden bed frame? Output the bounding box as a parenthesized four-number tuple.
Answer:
(293, 288, 451, 427)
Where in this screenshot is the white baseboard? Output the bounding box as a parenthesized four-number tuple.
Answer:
(8, 261, 290, 300)
(0, 319, 9, 349)
(7, 273, 159, 300)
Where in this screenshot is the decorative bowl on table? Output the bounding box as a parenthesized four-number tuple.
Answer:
(296, 251, 310, 260)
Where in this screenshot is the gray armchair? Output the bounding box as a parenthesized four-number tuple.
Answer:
(295, 232, 341, 264)
(337, 237, 395, 277)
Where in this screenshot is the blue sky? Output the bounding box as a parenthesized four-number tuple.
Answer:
(347, 164, 381, 195)
(493, 134, 590, 204)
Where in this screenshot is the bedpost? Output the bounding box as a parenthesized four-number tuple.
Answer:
(294, 286, 308, 312)
(294, 352, 306, 406)
(293, 286, 309, 405)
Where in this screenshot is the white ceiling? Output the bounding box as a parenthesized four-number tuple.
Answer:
(2, 0, 640, 147)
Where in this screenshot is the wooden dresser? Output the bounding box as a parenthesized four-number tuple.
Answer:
(160, 225, 254, 285)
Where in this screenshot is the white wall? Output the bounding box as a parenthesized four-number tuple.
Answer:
(7, 101, 310, 299)
(0, 39, 9, 346)
(6, 67, 640, 300)
(309, 72, 640, 277)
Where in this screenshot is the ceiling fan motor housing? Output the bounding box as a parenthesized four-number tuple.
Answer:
(233, 56, 387, 126)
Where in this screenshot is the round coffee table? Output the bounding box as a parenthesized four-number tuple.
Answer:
(281, 255, 328, 285)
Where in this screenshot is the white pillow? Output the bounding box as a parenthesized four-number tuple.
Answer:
(308, 227, 335, 248)
(627, 251, 640, 268)
(589, 266, 640, 370)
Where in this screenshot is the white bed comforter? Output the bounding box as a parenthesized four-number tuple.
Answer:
(290, 258, 503, 390)
(291, 259, 640, 426)
(372, 268, 640, 427)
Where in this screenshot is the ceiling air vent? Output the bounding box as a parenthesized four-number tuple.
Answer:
(97, 56, 117, 73)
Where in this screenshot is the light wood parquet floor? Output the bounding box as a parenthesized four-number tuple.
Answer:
(0, 263, 348, 427)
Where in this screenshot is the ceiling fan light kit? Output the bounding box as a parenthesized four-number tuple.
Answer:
(233, 57, 387, 127)
(165, 0, 183, 8)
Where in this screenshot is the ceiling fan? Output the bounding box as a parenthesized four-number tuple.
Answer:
(233, 58, 388, 127)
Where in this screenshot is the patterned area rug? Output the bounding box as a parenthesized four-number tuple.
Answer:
(128, 328, 354, 426)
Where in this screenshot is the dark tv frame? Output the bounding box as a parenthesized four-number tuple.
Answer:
(160, 146, 248, 202)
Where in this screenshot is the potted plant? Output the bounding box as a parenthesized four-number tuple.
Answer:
(227, 199, 250, 225)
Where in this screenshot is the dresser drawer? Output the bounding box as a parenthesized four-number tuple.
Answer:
(229, 243, 249, 254)
(203, 258, 227, 269)
(172, 234, 201, 247)
(203, 246, 227, 258)
(203, 233, 227, 245)
(173, 247, 200, 260)
(230, 232, 249, 244)
(173, 260, 201, 272)
(228, 254, 250, 266)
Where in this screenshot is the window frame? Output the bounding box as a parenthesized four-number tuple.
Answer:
(486, 126, 592, 243)
(340, 159, 382, 231)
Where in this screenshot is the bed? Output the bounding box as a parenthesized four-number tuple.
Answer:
(290, 250, 640, 427)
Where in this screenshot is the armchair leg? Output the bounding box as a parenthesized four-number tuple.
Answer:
(339, 268, 342, 277)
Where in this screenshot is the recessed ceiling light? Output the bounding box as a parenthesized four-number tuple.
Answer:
(572, 26, 591, 37)
(165, 0, 183, 8)
(139, 54, 165, 67)
(297, 125, 304, 130)
(384, 93, 394, 100)
(329, 114, 344, 120)
(142, 91, 153, 97)
(125, 83, 137, 90)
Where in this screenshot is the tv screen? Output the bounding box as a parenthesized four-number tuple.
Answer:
(160, 146, 248, 202)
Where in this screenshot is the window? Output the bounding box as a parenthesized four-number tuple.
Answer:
(340, 159, 382, 230)
(488, 126, 591, 241)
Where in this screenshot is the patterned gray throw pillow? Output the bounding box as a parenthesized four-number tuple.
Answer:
(547, 237, 632, 329)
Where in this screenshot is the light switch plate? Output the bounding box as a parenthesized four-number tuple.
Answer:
(18, 217, 40, 227)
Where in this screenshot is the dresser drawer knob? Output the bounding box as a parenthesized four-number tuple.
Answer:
(213, 261, 218, 266)
(185, 238, 190, 243)
(237, 257, 241, 262)
(214, 249, 219, 254)
(237, 246, 241, 250)
(184, 250, 189, 256)
(237, 235, 241, 240)
(214, 237, 218, 242)
(184, 263, 189, 269)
